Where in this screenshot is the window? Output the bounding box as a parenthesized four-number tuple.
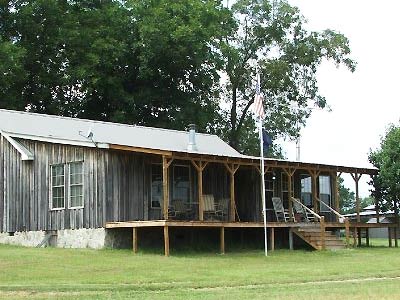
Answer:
(69, 162, 84, 208)
(50, 161, 84, 210)
(151, 164, 163, 208)
(51, 164, 65, 209)
(173, 165, 191, 203)
(319, 175, 331, 212)
(301, 175, 312, 207)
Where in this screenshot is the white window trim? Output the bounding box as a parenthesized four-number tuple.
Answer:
(68, 161, 85, 209)
(50, 163, 66, 211)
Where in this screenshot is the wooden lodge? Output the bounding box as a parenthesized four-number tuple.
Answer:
(0, 109, 398, 255)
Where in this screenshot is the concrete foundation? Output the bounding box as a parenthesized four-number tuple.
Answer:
(0, 228, 132, 249)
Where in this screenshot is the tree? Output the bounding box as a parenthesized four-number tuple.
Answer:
(369, 123, 400, 223)
(338, 177, 355, 214)
(0, 0, 229, 132)
(217, 0, 355, 154)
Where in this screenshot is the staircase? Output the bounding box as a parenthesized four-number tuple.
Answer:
(293, 225, 346, 250)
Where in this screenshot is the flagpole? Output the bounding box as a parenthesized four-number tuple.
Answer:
(256, 71, 268, 256)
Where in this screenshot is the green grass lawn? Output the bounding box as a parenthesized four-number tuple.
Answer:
(0, 243, 399, 299)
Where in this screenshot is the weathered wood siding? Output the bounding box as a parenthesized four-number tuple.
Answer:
(0, 136, 152, 232)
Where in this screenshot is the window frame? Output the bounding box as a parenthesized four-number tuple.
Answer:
(68, 161, 84, 209)
(50, 163, 66, 211)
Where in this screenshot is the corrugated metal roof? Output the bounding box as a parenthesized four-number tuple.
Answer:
(0, 109, 244, 158)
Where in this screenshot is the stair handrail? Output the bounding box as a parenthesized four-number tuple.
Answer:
(291, 197, 321, 221)
(315, 198, 346, 221)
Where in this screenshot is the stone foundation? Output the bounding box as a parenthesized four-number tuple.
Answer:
(0, 228, 132, 249)
(0, 231, 46, 247)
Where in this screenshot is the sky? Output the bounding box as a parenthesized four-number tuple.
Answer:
(278, 0, 400, 197)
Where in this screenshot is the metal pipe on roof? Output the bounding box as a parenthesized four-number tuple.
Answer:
(187, 124, 198, 151)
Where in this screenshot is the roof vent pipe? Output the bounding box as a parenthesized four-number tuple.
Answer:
(187, 124, 198, 151)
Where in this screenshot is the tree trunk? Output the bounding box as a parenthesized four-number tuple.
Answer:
(229, 86, 238, 149)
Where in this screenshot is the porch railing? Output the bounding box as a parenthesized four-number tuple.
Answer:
(315, 197, 350, 246)
(290, 197, 326, 249)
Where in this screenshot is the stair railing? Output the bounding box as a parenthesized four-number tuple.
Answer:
(315, 198, 350, 247)
(291, 197, 325, 250)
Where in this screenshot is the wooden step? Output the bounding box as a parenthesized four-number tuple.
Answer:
(293, 226, 345, 251)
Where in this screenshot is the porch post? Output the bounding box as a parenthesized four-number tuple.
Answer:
(270, 227, 275, 251)
(283, 168, 296, 222)
(164, 225, 170, 256)
(162, 156, 173, 220)
(388, 227, 392, 247)
(366, 228, 370, 247)
(132, 228, 138, 254)
(191, 160, 208, 221)
(351, 172, 362, 223)
(224, 163, 240, 222)
(220, 227, 225, 254)
(333, 172, 341, 222)
(308, 169, 320, 220)
(288, 229, 293, 250)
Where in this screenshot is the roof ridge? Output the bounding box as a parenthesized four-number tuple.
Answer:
(0, 109, 218, 138)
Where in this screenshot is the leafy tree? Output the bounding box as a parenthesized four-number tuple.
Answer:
(338, 177, 355, 214)
(369, 123, 400, 223)
(217, 0, 355, 154)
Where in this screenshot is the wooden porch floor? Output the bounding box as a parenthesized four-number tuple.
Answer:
(105, 220, 398, 256)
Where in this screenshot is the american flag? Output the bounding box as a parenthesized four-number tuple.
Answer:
(253, 74, 265, 119)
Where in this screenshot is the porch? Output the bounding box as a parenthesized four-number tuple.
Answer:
(105, 220, 399, 256)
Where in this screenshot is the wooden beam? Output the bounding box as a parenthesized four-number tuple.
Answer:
(353, 227, 357, 247)
(332, 172, 340, 222)
(270, 227, 275, 251)
(132, 228, 138, 254)
(224, 163, 240, 222)
(162, 156, 173, 219)
(366, 228, 369, 247)
(357, 228, 362, 247)
(395, 227, 398, 248)
(388, 227, 392, 248)
(192, 160, 208, 221)
(351, 173, 362, 223)
(164, 226, 170, 256)
(289, 229, 293, 250)
(220, 227, 225, 254)
(110, 144, 172, 156)
(320, 216, 326, 250)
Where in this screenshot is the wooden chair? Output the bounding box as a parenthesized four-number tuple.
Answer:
(216, 198, 230, 220)
(292, 199, 314, 222)
(272, 197, 293, 222)
(168, 200, 189, 220)
(202, 194, 220, 220)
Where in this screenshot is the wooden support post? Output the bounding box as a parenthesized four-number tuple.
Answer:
(366, 228, 369, 247)
(224, 163, 240, 222)
(288, 173, 293, 222)
(353, 227, 357, 247)
(220, 227, 225, 254)
(345, 219, 350, 247)
(191, 160, 208, 221)
(357, 228, 362, 247)
(162, 156, 173, 220)
(351, 173, 362, 223)
(289, 229, 293, 250)
(333, 172, 340, 222)
(395, 227, 398, 248)
(283, 168, 296, 222)
(308, 170, 321, 219)
(320, 216, 326, 250)
(164, 225, 170, 256)
(132, 228, 138, 254)
(388, 227, 392, 248)
(270, 227, 275, 251)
